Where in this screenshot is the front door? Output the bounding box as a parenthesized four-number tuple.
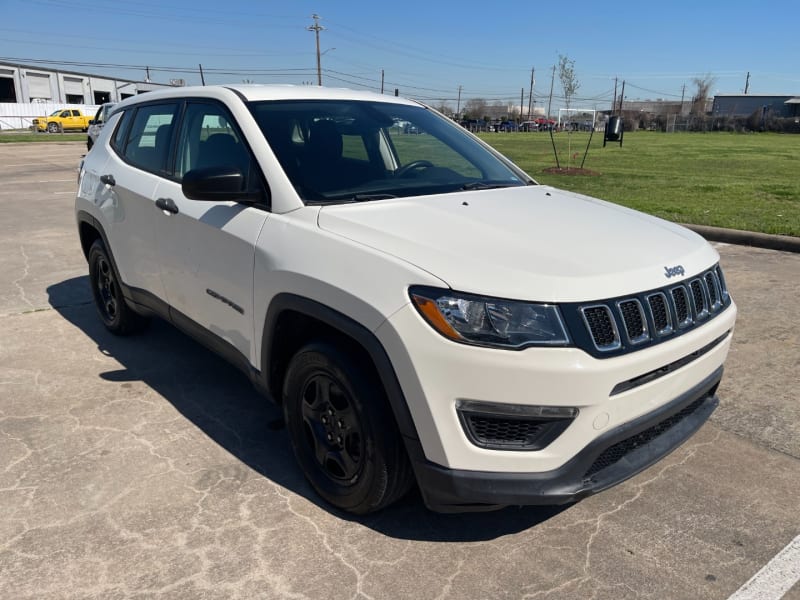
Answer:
(154, 100, 269, 365)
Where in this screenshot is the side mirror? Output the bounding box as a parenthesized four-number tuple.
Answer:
(182, 167, 262, 203)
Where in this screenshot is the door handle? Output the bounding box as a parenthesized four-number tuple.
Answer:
(155, 197, 179, 214)
(100, 174, 115, 186)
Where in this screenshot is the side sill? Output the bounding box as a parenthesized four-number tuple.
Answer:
(121, 283, 265, 394)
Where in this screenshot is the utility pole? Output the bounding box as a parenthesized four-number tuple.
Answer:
(612, 77, 618, 114)
(456, 85, 462, 118)
(145, 66, 151, 83)
(744, 71, 750, 94)
(618, 80, 626, 115)
(546, 64, 556, 121)
(680, 83, 686, 115)
(306, 14, 325, 86)
(520, 88, 524, 123)
(198, 64, 205, 86)
(380, 69, 384, 94)
(527, 67, 535, 119)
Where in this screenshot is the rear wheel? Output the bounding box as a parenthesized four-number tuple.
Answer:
(283, 341, 413, 514)
(88, 239, 149, 335)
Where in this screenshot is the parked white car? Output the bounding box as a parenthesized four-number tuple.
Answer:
(75, 85, 736, 513)
(86, 102, 116, 151)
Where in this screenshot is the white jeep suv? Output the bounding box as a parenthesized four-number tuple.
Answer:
(76, 85, 737, 514)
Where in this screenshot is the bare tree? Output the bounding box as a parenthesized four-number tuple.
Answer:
(691, 73, 716, 116)
(558, 54, 580, 168)
(463, 98, 489, 120)
(432, 100, 453, 116)
(558, 54, 580, 112)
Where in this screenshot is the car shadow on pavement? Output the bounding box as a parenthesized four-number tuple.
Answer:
(48, 276, 569, 541)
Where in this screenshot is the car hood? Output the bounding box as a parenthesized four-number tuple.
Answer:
(317, 185, 719, 302)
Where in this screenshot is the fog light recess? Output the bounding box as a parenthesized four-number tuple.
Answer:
(456, 400, 577, 451)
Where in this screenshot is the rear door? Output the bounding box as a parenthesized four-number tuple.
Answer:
(153, 99, 269, 365)
(103, 101, 180, 300)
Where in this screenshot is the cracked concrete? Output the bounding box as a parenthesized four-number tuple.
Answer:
(0, 142, 798, 599)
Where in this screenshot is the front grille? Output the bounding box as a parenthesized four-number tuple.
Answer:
(583, 395, 708, 481)
(564, 264, 732, 358)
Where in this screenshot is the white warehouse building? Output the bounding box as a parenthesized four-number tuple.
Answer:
(0, 60, 176, 130)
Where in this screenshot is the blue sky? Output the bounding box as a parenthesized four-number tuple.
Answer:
(2, 0, 798, 111)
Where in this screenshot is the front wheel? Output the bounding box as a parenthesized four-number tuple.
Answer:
(47, 122, 61, 133)
(88, 239, 149, 335)
(283, 342, 413, 514)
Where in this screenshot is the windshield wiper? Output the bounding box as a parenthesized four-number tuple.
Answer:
(306, 193, 398, 205)
(352, 193, 397, 201)
(460, 181, 520, 191)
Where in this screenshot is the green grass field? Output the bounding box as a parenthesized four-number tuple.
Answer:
(2, 129, 797, 236)
(0, 131, 85, 143)
(480, 131, 799, 237)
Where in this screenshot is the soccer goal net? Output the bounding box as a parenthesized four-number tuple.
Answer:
(557, 108, 597, 131)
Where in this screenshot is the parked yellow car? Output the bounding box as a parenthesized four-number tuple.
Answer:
(32, 109, 94, 133)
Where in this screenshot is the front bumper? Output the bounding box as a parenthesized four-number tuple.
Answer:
(410, 366, 722, 512)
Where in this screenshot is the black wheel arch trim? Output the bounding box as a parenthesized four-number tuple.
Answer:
(262, 293, 421, 443)
(77, 211, 132, 304)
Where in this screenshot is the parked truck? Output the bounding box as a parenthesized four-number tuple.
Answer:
(33, 109, 94, 133)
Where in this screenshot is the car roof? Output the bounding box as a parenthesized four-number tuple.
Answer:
(113, 84, 420, 111)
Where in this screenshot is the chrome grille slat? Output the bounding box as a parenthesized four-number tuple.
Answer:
(705, 272, 723, 311)
(690, 279, 709, 319)
(580, 305, 621, 351)
(617, 299, 649, 345)
(646, 292, 673, 336)
(670, 285, 693, 328)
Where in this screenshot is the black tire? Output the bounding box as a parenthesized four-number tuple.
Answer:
(47, 122, 60, 133)
(87, 239, 149, 335)
(87, 137, 94, 151)
(283, 341, 413, 514)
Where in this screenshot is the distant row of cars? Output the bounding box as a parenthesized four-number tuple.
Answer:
(459, 117, 557, 132)
(32, 103, 115, 150)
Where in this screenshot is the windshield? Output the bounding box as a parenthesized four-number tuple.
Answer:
(248, 100, 532, 203)
(49, 110, 62, 116)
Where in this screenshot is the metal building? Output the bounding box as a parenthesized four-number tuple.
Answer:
(711, 94, 800, 118)
(0, 60, 174, 104)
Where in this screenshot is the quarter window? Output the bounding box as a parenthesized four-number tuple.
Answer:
(120, 103, 179, 175)
(111, 110, 131, 151)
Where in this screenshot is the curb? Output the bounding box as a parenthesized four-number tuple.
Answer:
(681, 224, 800, 254)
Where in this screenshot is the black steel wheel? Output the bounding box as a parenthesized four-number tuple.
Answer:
(283, 341, 413, 514)
(88, 239, 148, 335)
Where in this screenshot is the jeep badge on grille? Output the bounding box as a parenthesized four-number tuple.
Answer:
(663, 265, 685, 278)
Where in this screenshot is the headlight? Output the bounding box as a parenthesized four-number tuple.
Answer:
(409, 286, 570, 349)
